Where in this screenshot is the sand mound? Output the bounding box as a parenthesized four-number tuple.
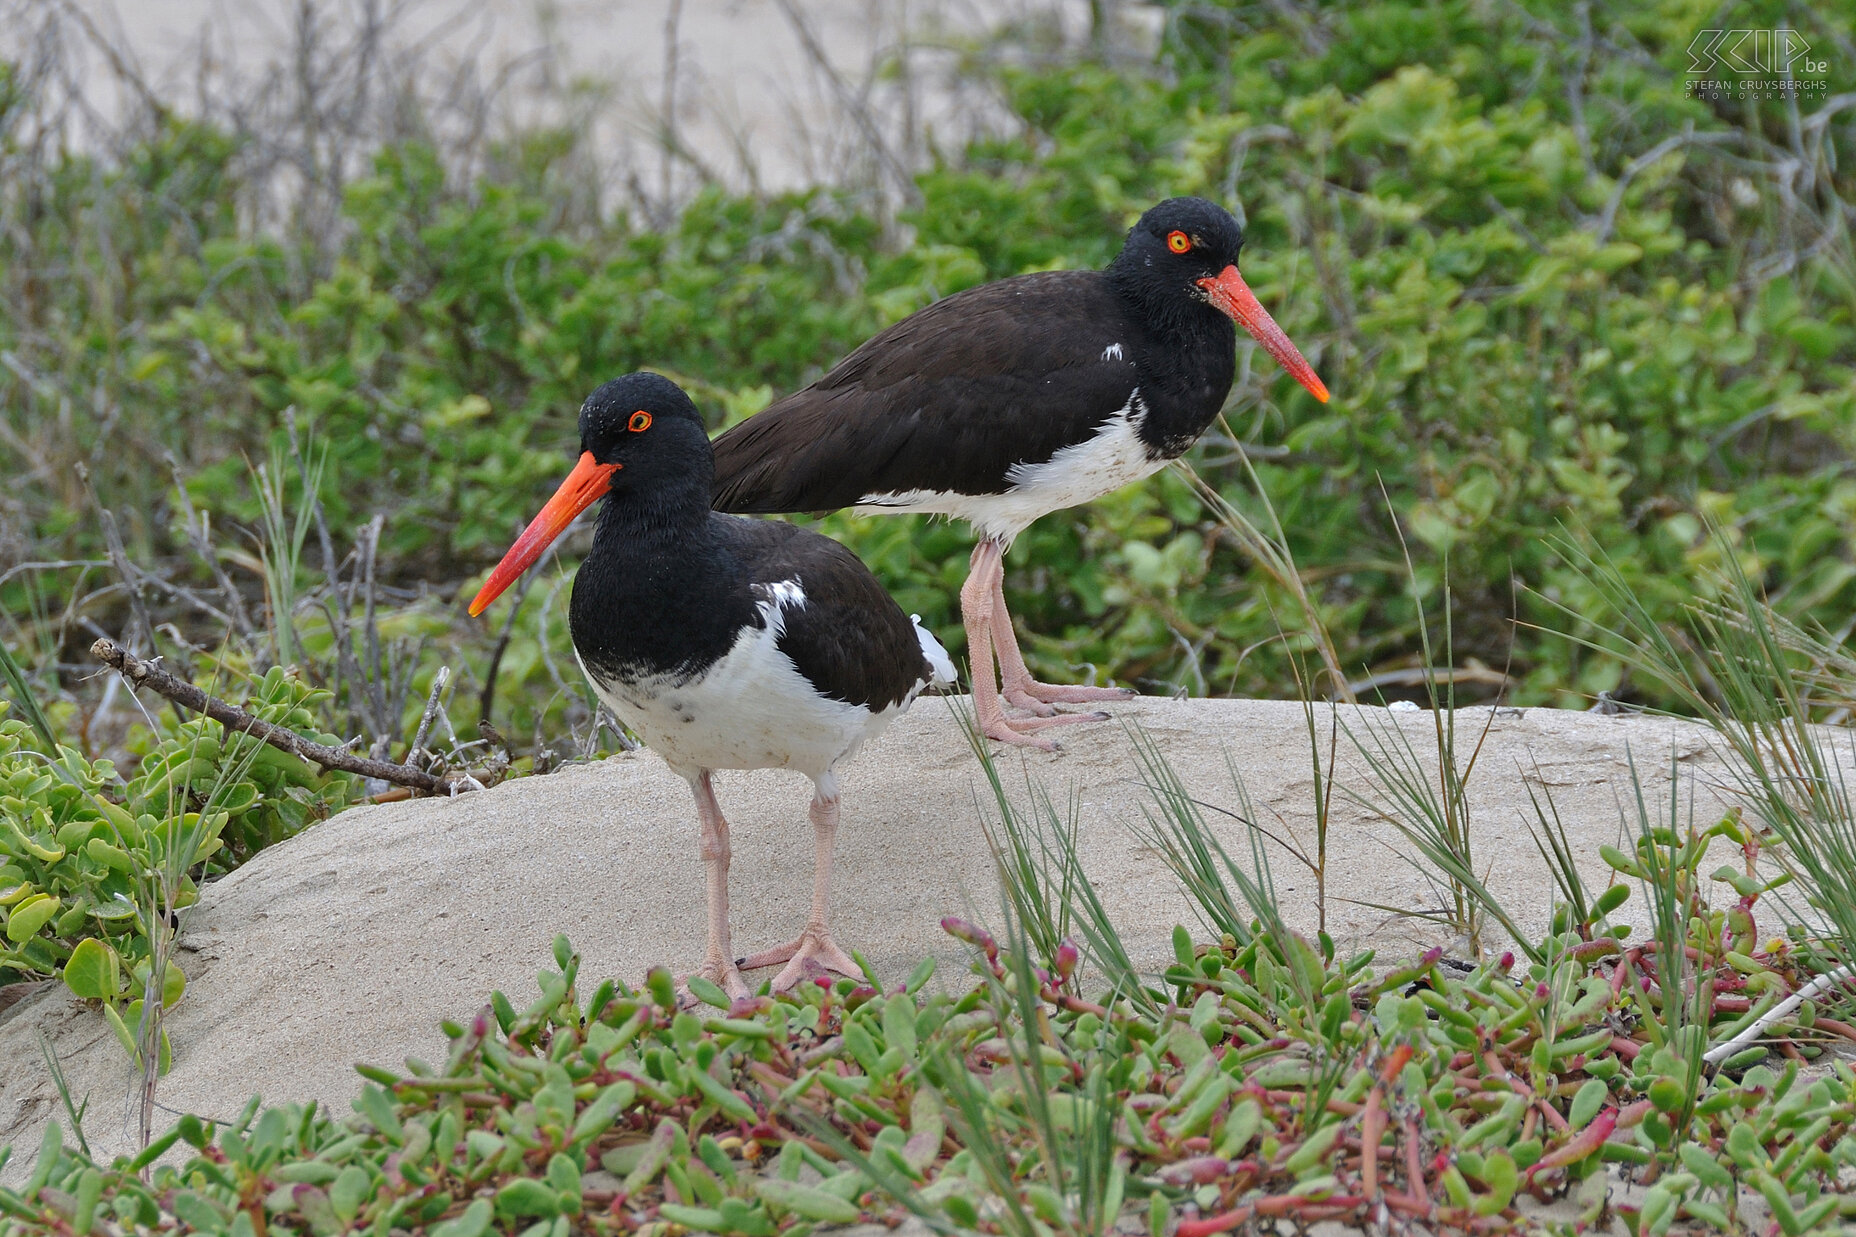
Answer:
(0, 696, 1736, 1176)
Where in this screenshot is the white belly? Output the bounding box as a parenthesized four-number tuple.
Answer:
(576, 590, 915, 782)
(852, 391, 1163, 543)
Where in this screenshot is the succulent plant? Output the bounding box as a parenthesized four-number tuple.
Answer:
(0, 666, 348, 1052)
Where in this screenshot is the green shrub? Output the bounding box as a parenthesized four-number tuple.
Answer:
(0, 709, 128, 984)
(0, 667, 347, 1011)
(1, 0, 1851, 731)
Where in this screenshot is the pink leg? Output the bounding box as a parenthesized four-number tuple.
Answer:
(991, 567, 1135, 712)
(686, 771, 750, 1001)
(737, 784, 861, 989)
(961, 539, 1105, 748)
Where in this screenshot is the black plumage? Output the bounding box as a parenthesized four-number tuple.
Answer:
(705, 197, 1328, 749)
(569, 379, 933, 713)
(711, 199, 1257, 515)
(469, 372, 952, 999)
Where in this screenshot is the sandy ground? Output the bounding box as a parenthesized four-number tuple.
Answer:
(0, 695, 1750, 1179)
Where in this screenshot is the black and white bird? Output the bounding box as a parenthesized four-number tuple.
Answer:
(469, 373, 954, 999)
(711, 197, 1328, 747)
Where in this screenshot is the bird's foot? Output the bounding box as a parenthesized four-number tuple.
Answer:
(739, 928, 860, 992)
(977, 705, 1111, 750)
(1002, 678, 1137, 713)
(679, 959, 752, 1007)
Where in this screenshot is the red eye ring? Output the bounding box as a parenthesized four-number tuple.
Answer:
(628, 410, 652, 432)
(1167, 230, 1192, 254)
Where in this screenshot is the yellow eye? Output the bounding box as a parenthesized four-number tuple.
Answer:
(628, 410, 652, 432)
(1167, 230, 1192, 254)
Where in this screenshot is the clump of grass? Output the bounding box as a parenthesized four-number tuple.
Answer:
(1544, 527, 1856, 982)
(1340, 528, 1517, 959)
(956, 700, 1155, 1012)
(1175, 449, 1354, 706)
(957, 702, 1076, 971)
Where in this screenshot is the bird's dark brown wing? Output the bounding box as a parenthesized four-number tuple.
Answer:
(711, 270, 1143, 513)
(718, 516, 932, 711)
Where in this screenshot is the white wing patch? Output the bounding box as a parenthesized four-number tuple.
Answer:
(912, 614, 957, 688)
(751, 577, 806, 622)
(1101, 342, 1124, 362)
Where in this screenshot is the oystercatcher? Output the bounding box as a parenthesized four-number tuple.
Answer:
(469, 373, 954, 998)
(711, 197, 1328, 747)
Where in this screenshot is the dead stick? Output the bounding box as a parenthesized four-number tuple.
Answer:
(91, 638, 470, 796)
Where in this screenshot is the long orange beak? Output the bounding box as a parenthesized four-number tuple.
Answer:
(468, 451, 618, 616)
(1197, 266, 1329, 403)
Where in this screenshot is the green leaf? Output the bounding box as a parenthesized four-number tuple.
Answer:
(491, 990, 517, 1033)
(494, 1178, 560, 1221)
(904, 956, 936, 994)
(72, 1167, 103, 1237)
(1591, 883, 1630, 917)
(1648, 1076, 1689, 1114)
(102, 1004, 139, 1065)
(687, 1064, 758, 1123)
(129, 959, 186, 1009)
(659, 1204, 726, 1230)
(686, 974, 731, 1009)
(1678, 1143, 1732, 1191)
(883, 992, 918, 1061)
(717, 1197, 775, 1236)
(645, 967, 677, 1010)
(755, 1178, 861, 1224)
(354, 1084, 402, 1144)
(328, 1164, 371, 1225)
(62, 938, 120, 1000)
(545, 1152, 582, 1212)
(1599, 846, 1640, 877)
(1568, 1079, 1608, 1130)
(128, 1126, 183, 1170)
(272, 1162, 342, 1185)
(429, 1199, 492, 1237)
(6, 893, 60, 943)
(570, 1081, 635, 1147)
(616, 1120, 677, 1194)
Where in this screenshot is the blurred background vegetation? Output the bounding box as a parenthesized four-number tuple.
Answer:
(2, 0, 1853, 767)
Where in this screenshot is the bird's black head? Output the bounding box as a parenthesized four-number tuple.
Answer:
(1108, 196, 1328, 403)
(468, 372, 712, 617)
(1113, 197, 1247, 293)
(578, 372, 711, 491)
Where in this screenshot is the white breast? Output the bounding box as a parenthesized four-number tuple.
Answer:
(577, 581, 926, 781)
(852, 390, 1164, 544)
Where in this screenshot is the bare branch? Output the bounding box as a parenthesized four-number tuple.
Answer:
(90, 637, 473, 796)
(771, 0, 920, 206)
(407, 664, 449, 764)
(1592, 128, 1737, 243)
(78, 464, 156, 655)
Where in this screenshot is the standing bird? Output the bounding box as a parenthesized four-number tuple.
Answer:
(711, 197, 1328, 747)
(470, 373, 954, 998)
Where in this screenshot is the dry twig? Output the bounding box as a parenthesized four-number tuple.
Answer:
(90, 637, 473, 796)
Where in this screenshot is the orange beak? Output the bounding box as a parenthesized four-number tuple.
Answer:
(468, 451, 619, 616)
(1197, 265, 1329, 404)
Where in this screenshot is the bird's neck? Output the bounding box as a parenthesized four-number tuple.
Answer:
(593, 469, 714, 545)
(579, 475, 721, 599)
(1105, 256, 1216, 337)
(1104, 266, 1238, 457)
(571, 499, 750, 682)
